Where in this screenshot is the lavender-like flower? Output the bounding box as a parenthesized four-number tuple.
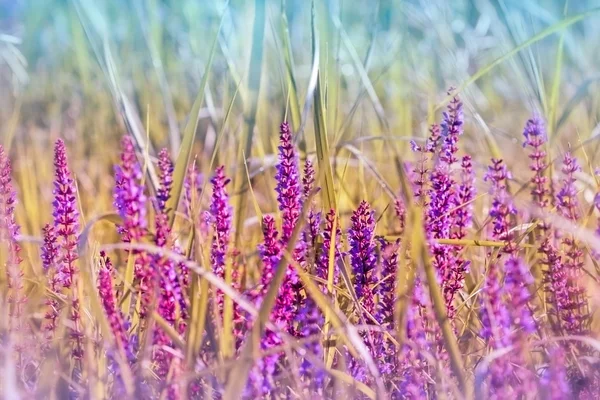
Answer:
(440, 91, 464, 166)
(156, 148, 173, 213)
(481, 257, 536, 398)
(375, 238, 399, 326)
(557, 152, 588, 335)
(297, 296, 325, 394)
(97, 252, 133, 363)
(53, 139, 80, 288)
(316, 209, 342, 290)
(114, 136, 152, 317)
(348, 201, 377, 316)
(0, 145, 25, 332)
(53, 139, 83, 360)
(453, 155, 475, 240)
(484, 159, 517, 254)
(114, 135, 148, 244)
(41, 224, 60, 343)
(556, 152, 580, 222)
(154, 213, 185, 328)
(398, 278, 434, 398)
(394, 196, 406, 235)
(209, 166, 232, 280)
(523, 116, 549, 233)
(275, 122, 301, 244)
(373, 238, 399, 380)
(540, 347, 571, 399)
(182, 160, 203, 216)
(540, 239, 569, 333)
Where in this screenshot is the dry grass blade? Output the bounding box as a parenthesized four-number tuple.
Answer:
(165, 11, 225, 227)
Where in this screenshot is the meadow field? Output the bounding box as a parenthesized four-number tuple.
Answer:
(1, 0, 600, 398)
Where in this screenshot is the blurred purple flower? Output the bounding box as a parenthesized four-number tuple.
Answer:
(557, 152, 588, 335)
(41, 224, 60, 343)
(484, 159, 517, 254)
(0, 145, 25, 331)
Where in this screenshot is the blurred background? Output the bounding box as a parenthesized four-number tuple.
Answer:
(1, 0, 599, 237)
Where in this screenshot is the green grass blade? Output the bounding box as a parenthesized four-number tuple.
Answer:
(311, 0, 336, 211)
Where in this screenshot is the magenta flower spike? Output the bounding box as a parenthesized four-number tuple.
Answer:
(156, 148, 173, 213)
(97, 252, 132, 362)
(316, 209, 342, 290)
(540, 347, 571, 399)
(453, 155, 475, 240)
(114, 135, 148, 244)
(557, 152, 588, 335)
(41, 223, 60, 341)
(0, 145, 25, 329)
(275, 122, 301, 244)
(258, 215, 281, 290)
(484, 158, 517, 254)
(209, 165, 232, 281)
(53, 139, 84, 360)
(523, 116, 549, 230)
(114, 136, 153, 317)
(440, 91, 464, 166)
(348, 200, 377, 316)
(53, 139, 80, 289)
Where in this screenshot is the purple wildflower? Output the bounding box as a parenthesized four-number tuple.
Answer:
(275, 122, 301, 244)
(154, 212, 186, 329)
(182, 160, 204, 216)
(540, 347, 570, 399)
(375, 239, 399, 326)
(481, 257, 536, 399)
(316, 209, 342, 290)
(53, 139, 83, 360)
(156, 148, 173, 213)
(302, 159, 315, 201)
(209, 166, 232, 280)
(0, 145, 25, 328)
(114, 136, 153, 317)
(398, 278, 434, 398)
(258, 215, 281, 290)
(523, 116, 549, 232)
(348, 201, 377, 316)
(440, 91, 464, 166)
(297, 296, 325, 394)
(394, 196, 406, 235)
(53, 139, 80, 288)
(114, 135, 148, 244)
(484, 159, 517, 254)
(41, 224, 60, 343)
(453, 155, 475, 240)
(97, 252, 133, 363)
(557, 152, 588, 335)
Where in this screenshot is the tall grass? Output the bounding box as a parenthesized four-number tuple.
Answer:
(1, 0, 600, 399)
